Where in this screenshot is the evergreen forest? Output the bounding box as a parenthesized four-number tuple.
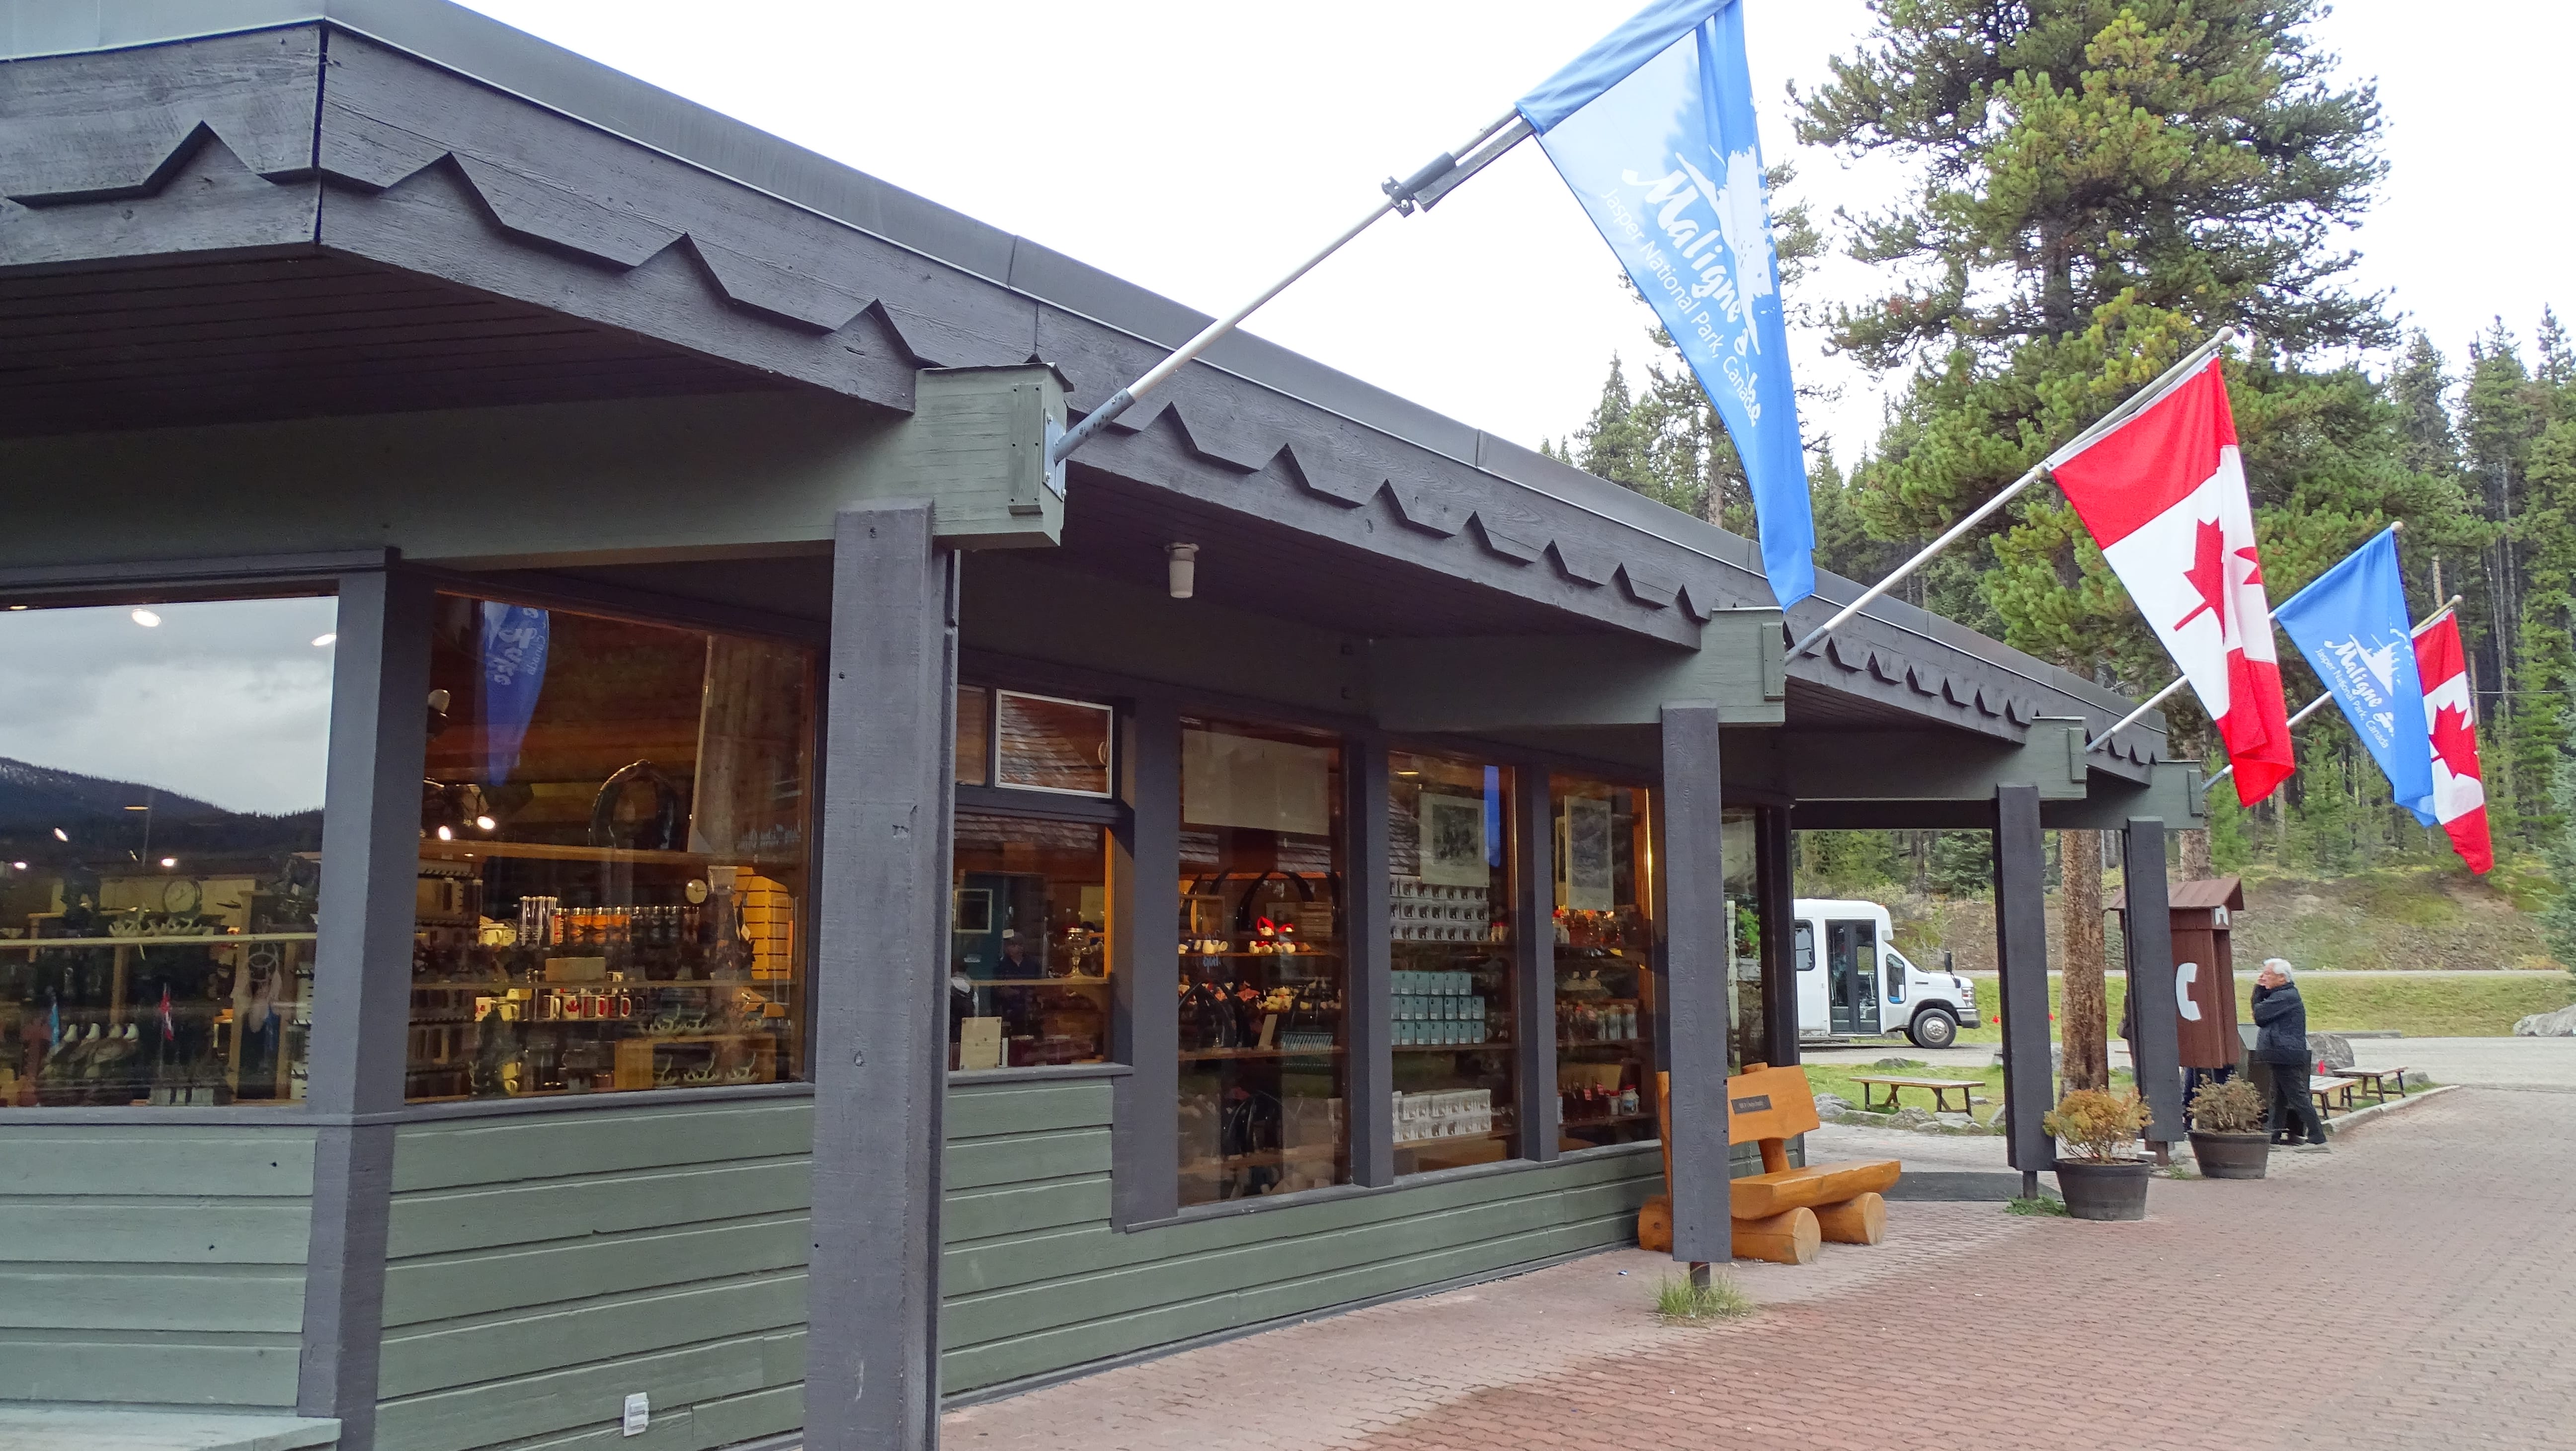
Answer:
(1542, 0, 2576, 1032)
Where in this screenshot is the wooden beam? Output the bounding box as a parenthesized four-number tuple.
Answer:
(1347, 730, 1394, 1188)
(1991, 785, 2056, 1181)
(1109, 691, 1183, 1225)
(1513, 764, 1558, 1164)
(2122, 817, 2187, 1145)
(1369, 611, 1782, 732)
(809, 501, 953, 1451)
(1657, 704, 1731, 1263)
(296, 563, 431, 1449)
(1756, 806, 1800, 1068)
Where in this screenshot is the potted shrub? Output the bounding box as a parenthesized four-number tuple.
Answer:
(2186, 1077, 2270, 1179)
(2043, 1088, 2154, 1221)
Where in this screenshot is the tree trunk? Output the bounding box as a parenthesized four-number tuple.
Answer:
(2059, 828, 2109, 1091)
(2179, 827, 2212, 882)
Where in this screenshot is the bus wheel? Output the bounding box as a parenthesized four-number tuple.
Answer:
(1907, 1008, 1958, 1050)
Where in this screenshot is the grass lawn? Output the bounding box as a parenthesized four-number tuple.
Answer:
(1793, 1058, 2136, 1130)
(1947, 969, 2573, 1042)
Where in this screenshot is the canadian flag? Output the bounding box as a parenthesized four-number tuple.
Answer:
(2048, 359, 2296, 805)
(2411, 613, 2493, 873)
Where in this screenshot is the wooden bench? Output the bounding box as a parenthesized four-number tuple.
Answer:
(2307, 1076, 2361, 1117)
(1638, 1063, 1902, 1266)
(1849, 1074, 1980, 1115)
(2329, 1066, 2407, 1104)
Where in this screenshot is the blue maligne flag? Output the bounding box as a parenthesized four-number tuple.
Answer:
(1519, 0, 1816, 609)
(479, 602, 550, 784)
(2270, 527, 2437, 823)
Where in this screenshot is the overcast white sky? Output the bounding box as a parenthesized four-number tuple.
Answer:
(461, 0, 2570, 464)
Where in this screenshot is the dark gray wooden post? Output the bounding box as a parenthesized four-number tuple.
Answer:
(297, 564, 430, 1451)
(1757, 806, 1799, 1068)
(2122, 817, 2186, 1147)
(809, 502, 955, 1451)
(1991, 784, 2055, 1197)
(1657, 704, 1730, 1264)
(1512, 764, 1557, 1163)
(1347, 733, 1393, 1187)
(1110, 692, 1181, 1225)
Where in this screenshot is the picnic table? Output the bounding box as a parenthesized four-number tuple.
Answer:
(2329, 1066, 2408, 1104)
(1849, 1074, 1980, 1115)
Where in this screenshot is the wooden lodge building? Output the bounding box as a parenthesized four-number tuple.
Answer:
(0, 6, 2199, 1450)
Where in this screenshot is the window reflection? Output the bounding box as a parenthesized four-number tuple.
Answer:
(407, 597, 812, 1101)
(1725, 806, 1764, 1073)
(1388, 751, 1516, 1174)
(950, 812, 1111, 1070)
(0, 594, 338, 1108)
(1178, 719, 1346, 1204)
(1551, 775, 1656, 1149)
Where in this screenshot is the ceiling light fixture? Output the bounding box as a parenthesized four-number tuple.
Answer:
(312, 633, 337, 647)
(160, 857, 177, 868)
(52, 828, 68, 842)
(474, 815, 497, 832)
(435, 825, 454, 842)
(130, 608, 162, 628)
(1165, 543, 1199, 600)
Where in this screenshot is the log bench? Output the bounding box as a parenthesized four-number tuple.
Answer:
(1638, 1063, 1902, 1266)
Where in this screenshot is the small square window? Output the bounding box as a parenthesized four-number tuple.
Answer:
(993, 691, 1113, 797)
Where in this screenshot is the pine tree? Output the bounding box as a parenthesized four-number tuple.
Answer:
(1799, 0, 2396, 1077)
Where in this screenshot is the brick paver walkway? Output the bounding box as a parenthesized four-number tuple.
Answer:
(943, 1089, 2576, 1451)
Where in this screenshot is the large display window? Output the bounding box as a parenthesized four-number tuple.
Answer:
(1387, 750, 1517, 1174)
(0, 593, 337, 1108)
(1551, 775, 1656, 1149)
(1177, 717, 1346, 1203)
(407, 595, 813, 1101)
(950, 813, 1111, 1070)
(1725, 806, 1765, 1073)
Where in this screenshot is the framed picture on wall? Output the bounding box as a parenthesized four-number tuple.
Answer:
(1417, 792, 1488, 887)
(1562, 796, 1613, 912)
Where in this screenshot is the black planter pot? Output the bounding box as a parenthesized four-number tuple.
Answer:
(2188, 1130, 2271, 1180)
(2052, 1158, 2151, 1221)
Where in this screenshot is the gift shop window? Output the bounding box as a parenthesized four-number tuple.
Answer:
(1177, 718, 1347, 1204)
(1387, 751, 1516, 1174)
(0, 593, 337, 1109)
(1551, 775, 1656, 1149)
(407, 595, 814, 1102)
(1724, 806, 1765, 1073)
(949, 684, 1115, 1072)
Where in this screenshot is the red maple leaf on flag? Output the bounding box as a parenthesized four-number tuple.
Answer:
(2430, 704, 2482, 781)
(2172, 518, 2230, 632)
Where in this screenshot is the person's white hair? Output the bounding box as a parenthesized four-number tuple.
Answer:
(2262, 958, 2295, 981)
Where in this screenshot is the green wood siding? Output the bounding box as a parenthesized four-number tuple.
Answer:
(365, 1077, 1653, 1448)
(374, 1101, 813, 1451)
(0, 1124, 315, 1409)
(937, 1078, 1660, 1397)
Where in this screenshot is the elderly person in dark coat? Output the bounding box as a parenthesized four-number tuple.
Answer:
(2253, 958, 2326, 1150)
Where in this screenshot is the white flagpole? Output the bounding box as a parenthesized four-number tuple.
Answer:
(2086, 520, 2405, 753)
(1785, 328, 2236, 660)
(1047, 110, 1531, 469)
(2202, 594, 2463, 793)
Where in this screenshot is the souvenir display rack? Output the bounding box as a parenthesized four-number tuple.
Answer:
(1389, 878, 1515, 1175)
(1175, 878, 1346, 1201)
(406, 840, 799, 1100)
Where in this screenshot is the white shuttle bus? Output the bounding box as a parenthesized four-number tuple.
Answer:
(1792, 898, 1977, 1049)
